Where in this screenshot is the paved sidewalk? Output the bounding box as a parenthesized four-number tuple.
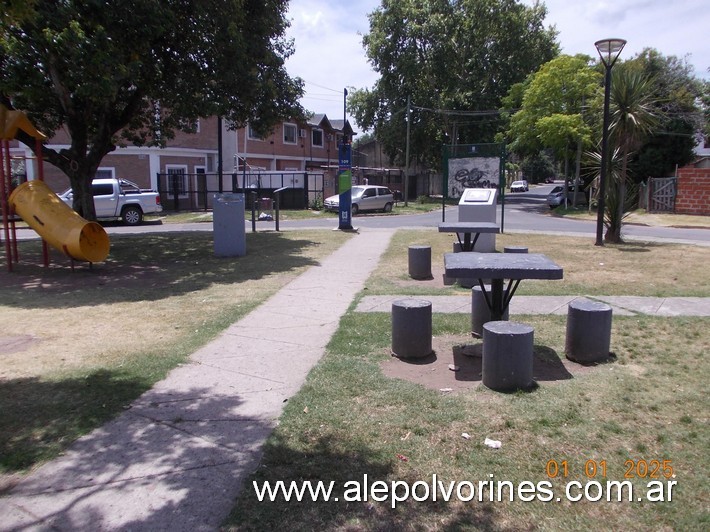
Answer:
(0, 228, 395, 532)
(355, 295, 710, 317)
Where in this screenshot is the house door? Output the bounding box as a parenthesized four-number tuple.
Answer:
(194, 167, 207, 210)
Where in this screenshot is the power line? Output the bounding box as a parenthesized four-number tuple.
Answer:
(302, 79, 343, 93)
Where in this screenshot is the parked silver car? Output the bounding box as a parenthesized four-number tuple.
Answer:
(547, 184, 588, 208)
(324, 185, 395, 215)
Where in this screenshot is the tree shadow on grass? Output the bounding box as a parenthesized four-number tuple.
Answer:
(0, 378, 277, 531)
(1, 231, 326, 309)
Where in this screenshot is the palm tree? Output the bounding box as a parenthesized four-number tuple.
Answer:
(605, 68, 658, 243)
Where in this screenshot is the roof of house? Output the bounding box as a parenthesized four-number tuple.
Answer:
(305, 113, 356, 136)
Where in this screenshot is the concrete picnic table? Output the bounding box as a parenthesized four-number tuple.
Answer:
(444, 252, 564, 321)
(438, 221, 500, 252)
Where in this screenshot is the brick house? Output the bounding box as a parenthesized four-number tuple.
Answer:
(9, 114, 355, 204)
(675, 157, 710, 216)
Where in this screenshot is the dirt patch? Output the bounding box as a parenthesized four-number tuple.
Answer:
(0, 335, 39, 356)
(381, 333, 595, 392)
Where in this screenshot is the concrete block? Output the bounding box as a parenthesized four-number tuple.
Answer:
(472, 285, 510, 337)
(482, 321, 534, 391)
(408, 245, 432, 280)
(565, 298, 612, 364)
(504, 246, 528, 253)
(392, 299, 432, 359)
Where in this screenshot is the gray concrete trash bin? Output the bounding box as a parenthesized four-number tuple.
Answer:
(213, 193, 246, 257)
(391, 298, 433, 359)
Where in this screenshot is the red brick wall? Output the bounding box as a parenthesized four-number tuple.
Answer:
(675, 167, 710, 215)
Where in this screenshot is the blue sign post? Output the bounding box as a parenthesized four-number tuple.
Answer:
(337, 141, 353, 230)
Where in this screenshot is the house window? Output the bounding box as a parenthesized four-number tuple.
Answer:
(94, 168, 115, 180)
(248, 124, 265, 140)
(283, 123, 297, 144)
(166, 166, 188, 197)
(312, 129, 324, 147)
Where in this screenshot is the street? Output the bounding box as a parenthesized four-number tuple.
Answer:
(8, 183, 710, 246)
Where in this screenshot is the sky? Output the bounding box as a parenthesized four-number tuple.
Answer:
(284, 0, 709, 126)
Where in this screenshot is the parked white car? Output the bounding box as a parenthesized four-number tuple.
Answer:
(510, 180, 529, 192)
(58, 178, 162, 225)
(324, 185, 395, 215)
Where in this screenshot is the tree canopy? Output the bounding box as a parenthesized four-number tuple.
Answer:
(622, 49, 704, 180)
(0, 0, 304, 219)
(348, 0, 558, 169)
(504, 55, 601, 160)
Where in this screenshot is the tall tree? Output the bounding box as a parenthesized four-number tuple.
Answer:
(504, 55, 601, 177)
(349, 0, 558, 169)
(0, 0, 304, 219)
(624, 49, 703, 180)
(605, 66, 658, 243)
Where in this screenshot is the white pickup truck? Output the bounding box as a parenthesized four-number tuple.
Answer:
(59, 178, 162, 225)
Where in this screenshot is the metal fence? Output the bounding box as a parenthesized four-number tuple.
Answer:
(156, 171, 325, 212)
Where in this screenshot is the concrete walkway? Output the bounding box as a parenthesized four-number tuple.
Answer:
(0, 228, 395, 532)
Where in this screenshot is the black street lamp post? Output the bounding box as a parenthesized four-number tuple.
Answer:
(594, 38, 626, 246)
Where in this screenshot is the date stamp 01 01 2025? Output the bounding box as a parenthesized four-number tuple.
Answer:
(545, 458, 677, 502)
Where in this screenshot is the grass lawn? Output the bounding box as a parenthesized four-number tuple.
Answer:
(0, 229, 350, 479)
(1, 225, 708, 529)
(223, 231, 709, 531)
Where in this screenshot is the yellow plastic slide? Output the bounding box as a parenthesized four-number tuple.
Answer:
(9, 180, 110, 263)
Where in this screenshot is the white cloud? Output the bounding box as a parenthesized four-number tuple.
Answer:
(285, 0, 378, 122)
(284, 0, 709, 124)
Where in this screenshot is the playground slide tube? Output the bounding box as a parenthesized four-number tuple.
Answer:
(9, 180, 110, 263)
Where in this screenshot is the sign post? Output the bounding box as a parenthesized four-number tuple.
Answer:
(337, 141, 353, 230)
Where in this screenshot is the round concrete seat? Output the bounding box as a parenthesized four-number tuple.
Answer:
(471, 285, 509, 337)
(391, 298, 432, 359)
(565, 298, 612, 364)
(482, 321, 534, 391)
(408, 245, 432, 280)
(504, 246, 528, 254)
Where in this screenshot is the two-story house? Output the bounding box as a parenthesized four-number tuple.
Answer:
(9, 113, 355, 209)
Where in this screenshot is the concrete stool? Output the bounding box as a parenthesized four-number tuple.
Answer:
(408, 245, 432, 280)
(392, 299, 432, 359)
(504, 246, 528, 254)
(482, 321, 534, 391)
(565, 298, 612, 364)
(471, 285, 509, 337)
